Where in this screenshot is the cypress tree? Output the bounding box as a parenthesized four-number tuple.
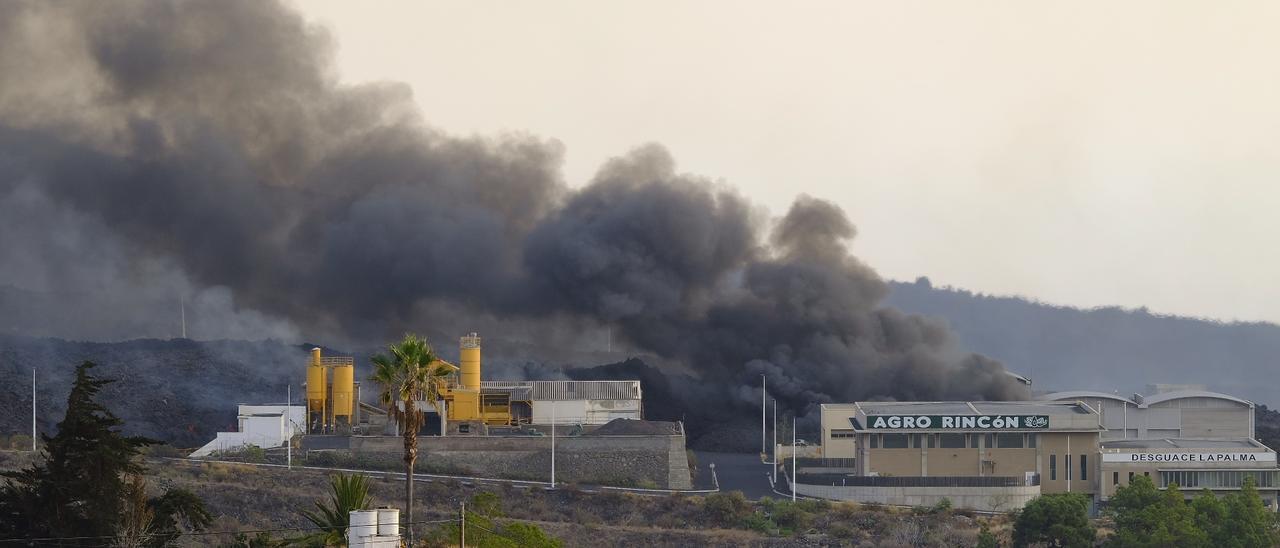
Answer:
(0, 361, 209, 544)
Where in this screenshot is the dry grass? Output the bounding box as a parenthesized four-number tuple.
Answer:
(3, 455, 1005, 546)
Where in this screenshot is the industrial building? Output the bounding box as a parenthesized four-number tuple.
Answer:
(190, 332, 693, 489)
(190, 403, 305, 457)
(802, 390, 1277, 512)
(419, 333, 644, 434)
(196, 332, 645, 446)
(305, 348, 361, 434)
(1038, 389, 1255, 440)
(290, 334, 642, 436)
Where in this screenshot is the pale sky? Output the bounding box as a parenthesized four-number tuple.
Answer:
(295, 1, 1280, 324)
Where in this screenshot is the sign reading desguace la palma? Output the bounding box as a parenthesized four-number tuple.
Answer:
(861, 415, 1050, 430)
(1101, 452, 1277, 463)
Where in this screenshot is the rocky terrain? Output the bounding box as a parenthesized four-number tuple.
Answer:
(0, 452, 1006, 547)
(0, 334, 310, 447)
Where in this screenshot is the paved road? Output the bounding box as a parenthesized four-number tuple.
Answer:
(693, 451, 782, 499)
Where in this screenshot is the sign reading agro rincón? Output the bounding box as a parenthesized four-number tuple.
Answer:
(864, 415, 1050, 430)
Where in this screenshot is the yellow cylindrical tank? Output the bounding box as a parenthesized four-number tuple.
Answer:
(306, 348, 327, 432)
(460, 333, 481, 391)
(332, 360, 354, 421)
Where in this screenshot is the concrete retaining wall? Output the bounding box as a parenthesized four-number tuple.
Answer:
(792, 480, 1039, 512)
(308, 434, 692, 489)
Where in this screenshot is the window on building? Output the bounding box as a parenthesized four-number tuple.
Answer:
(1114, 471, 1119, 486)
(1080, 454, 1088, 481)
(970, 433, 982, 448)
(985, 433, 995, 448)
(996, 433, 1024, 448)
(1129, 472, 1135, 482)
(1066, 455, 1073, 481)
(1050, 454, 1057, 480)
(1027, 433, 1038, 448)
(882, 433, 909, 448)
(830, 429, 855, 439)
(927, 434, 936, 448)
(939, 433, 965, 448)
(868, 434, 878, 449)
(1144, 471, 1149, 477)
(910, 434, 922, 448)
(1157, 470, 1279, 489)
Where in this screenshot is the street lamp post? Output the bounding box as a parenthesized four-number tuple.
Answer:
(761, 374, 766, 456)
(791, 415, 797, 502)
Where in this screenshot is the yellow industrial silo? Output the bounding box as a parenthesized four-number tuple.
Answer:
(445, 333, 483, 421)
(332, 359, 355, 426)
(306, 348, 327, 432)
(460, 333, 481, 390)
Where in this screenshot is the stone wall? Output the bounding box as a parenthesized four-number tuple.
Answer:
(306, 434, 693, 489)
(792, 479, 1040, 512)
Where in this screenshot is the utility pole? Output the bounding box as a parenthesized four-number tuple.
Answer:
(760, 375, 766, 456)
(550, 405, 556, 488)
(31, 368, 37, 452)
(286, 384, 292, 470)
(771, 398, 777, 465)
(460, 501, 466, 548)
(791, 415, 797, 502)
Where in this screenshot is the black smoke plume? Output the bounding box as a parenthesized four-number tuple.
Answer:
(0, 1, 1027, 444)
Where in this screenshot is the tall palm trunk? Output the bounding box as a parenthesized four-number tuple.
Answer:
(371, 333, 447, 547)
(404, 422, 417, 545)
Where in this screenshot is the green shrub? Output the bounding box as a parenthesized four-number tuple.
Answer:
(769, 501, 814, 533)
(740, 511, 777, 535)
(470, 491, 504, 518)
(976, 522, 998, 548)
(1012, 493, 1094, 548)
(240, 445, 266, 463)
(828, 522, 857, 540)
(930, 497, 953, 515)
(703, 491, 752, 525)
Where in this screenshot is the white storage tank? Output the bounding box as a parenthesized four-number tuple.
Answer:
(347, 510, 378, 547)
(377, 508, 399, 537)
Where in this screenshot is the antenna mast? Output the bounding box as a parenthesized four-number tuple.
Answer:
(32, 368, 37, 452)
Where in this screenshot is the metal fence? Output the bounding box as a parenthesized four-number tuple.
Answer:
(798, 474, 1039, 488)
(480, 380, 641, 401)
(794, 458, 857, 469)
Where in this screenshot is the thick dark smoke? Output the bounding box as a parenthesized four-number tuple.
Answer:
(0, 1, 1027, 440)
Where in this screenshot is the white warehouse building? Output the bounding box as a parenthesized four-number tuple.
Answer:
(479, 380, 643, 425)
(190, 404, 306, 457)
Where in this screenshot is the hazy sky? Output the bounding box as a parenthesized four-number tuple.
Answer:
(296, 1, 1280, 324)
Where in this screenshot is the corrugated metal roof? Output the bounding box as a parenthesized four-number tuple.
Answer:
(1039, 391, 1138, 405)
(480, 385, 532, 400)
(856, 401, 1090, 416)
(1141, 390, 1253, 408)
(480, 380, 640, 401)
(1102, 438, 1265, 450)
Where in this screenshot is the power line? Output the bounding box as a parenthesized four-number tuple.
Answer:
(466, 522, 527, 545)
(0, 517, 460, 545)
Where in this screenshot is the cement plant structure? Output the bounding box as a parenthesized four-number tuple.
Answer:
(194, 332, 694, 489)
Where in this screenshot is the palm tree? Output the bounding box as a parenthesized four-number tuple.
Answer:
(370, 333, 452, 545)
(293, 473, 371, 547)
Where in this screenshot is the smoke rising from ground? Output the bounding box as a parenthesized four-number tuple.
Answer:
(0, 1, 1027, 428)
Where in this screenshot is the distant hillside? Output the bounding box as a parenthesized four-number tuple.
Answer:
(0, 335, 310, 447)
(886, 278, 1280, 404)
